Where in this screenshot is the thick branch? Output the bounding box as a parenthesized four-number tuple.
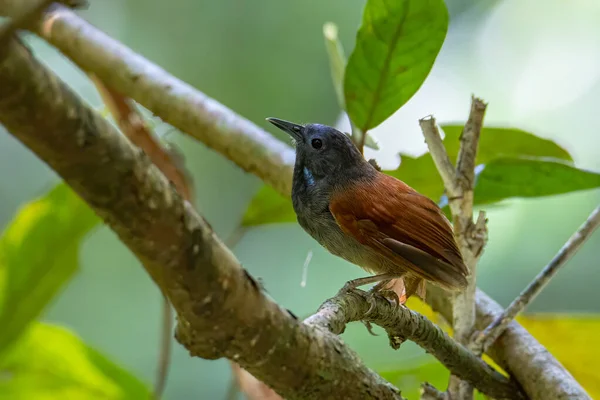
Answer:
(0, 37, 403, 400)
(24, 2, 295, 196)
(0, 3, 588, 398)
(474, 205, 600, 354)
(304, 290, 524, 400)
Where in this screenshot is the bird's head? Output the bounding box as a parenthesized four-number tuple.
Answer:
(267, 118, 367, 182)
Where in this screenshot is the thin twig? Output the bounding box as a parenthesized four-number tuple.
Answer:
(455, 95, 488, 211)
(304, 290, 524, 400)
(418, 116, 458, 195)
(473, 205, 600, 354)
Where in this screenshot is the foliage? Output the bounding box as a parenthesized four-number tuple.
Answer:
(344, 0, 448, 132)
(0, 322, 151, 400)
(244, 0, 600, 226)
(0, 184, 100, 354)
(0, 183, 150, 399)
(243, 126, 599, 226)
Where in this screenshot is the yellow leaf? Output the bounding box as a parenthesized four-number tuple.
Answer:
(517, 314, 600, 398)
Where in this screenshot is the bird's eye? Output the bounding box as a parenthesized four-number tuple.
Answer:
(311, 138, 323, 149)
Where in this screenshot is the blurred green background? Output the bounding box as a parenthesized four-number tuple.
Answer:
(1, 0, 599, 398)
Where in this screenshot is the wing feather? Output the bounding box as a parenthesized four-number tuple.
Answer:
(329, 173, 468, 289)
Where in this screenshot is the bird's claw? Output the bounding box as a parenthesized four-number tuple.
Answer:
(379, 289, 402, 310)
(365, 287, 402, 313)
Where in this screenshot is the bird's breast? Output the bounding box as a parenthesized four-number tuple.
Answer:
(294, 198, 390, 275)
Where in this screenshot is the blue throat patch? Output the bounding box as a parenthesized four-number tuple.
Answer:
(303, 167, 316, 186)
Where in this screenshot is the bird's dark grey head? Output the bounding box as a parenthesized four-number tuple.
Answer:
(267, 118, 368, 182)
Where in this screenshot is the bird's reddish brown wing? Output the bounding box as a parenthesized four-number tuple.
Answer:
(329, 173, 468, 289)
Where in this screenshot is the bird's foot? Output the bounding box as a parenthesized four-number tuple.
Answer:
(360, 287, 403, 336)
(337, 274, 405, 337)
(337, 273, 402, 296)
(364, 287, 402, 316)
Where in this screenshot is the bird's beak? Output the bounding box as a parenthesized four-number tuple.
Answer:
(266, 117, 304, 141)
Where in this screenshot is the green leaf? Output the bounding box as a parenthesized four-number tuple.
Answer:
(389, 126, 575, 202)
(242, 185, 296, 226)
(322, 22, 379, 150)
(0, 183, 100, 354)
(344, 0, 448, 131)
(440, 125, 573, 164)
(474, 158, 600, 205)
(0, 322, 150, 400)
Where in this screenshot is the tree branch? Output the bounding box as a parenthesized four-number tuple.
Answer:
(30, 2, 294, 195)
(419, 116, 458, 194)
(304, 290, 524, 400)
(419, 98, 488, 400)
(0, 36, 403, 400)
(426, 285, 591, 400)
(0, 3, 589, 398)
(473, 205, 600, 354)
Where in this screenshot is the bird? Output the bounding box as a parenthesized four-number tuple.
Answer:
(267, 117, 468, 306)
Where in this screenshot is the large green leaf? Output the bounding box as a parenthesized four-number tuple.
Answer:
(323, 22, 380, 150)
(242, 127, 576, 226)
(440, 125, 572, 164)
(344, 0, 448, 131)
(389, 126, 574, 201)
(0, 183, 100, 354)
(0, 322, 150, 400)
(474, 158, 600, 205)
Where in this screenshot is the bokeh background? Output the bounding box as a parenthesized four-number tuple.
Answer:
(1, 0, 599, 398)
